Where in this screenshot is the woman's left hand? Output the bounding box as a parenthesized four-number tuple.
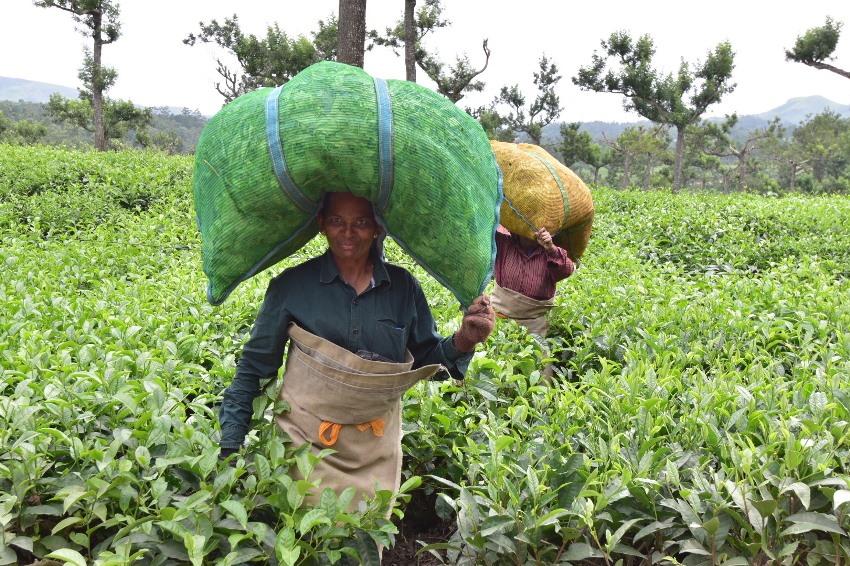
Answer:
(454, 295, 495, 352)
(535, 228, 554, 252)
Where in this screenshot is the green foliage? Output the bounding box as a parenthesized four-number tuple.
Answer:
(0, 145, 406, 565)
(785, 16, 846, 71)
(561, 109, 849, 194)
(183, 14, 338, 103)
(558, 122, 614, 185)
(35, 0, 124, 151)
(367, 0, 449, 58)
(78, 48, 118, 94)
(3, 145, 850, 564)
(575, 32, 736, 128)
(368, 0, 490, 103)
(792, 109, 850, 184)
(0, 111, 46, 145)
(46, 93, 153, 149)
(574, 31, 736, 192)
(494, 54, 562, 145)
(0, 145, 192, 236)
(468, 105, 514, 143)
(0, 100, 206, 154)
(0, 100, 92, 148)
(558, 122, 597, 168)
(34, 0, 121, 43)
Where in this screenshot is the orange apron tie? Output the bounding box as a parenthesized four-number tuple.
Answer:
(319, 421, 342, 446)
(319, 418, 386, 446)
(356, 418, 385, 437)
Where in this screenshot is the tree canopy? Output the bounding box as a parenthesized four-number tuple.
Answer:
(785, 17, 849, 80)
(696, 114, 782, 191)
(46, 92, 152, 148)
(184, 14, 337, 103)
(34, 0, 122, 150)
(368, 0, 490, 103)
(574, 31, 736, 192)
(494, 54, 561, 145)
(558, 122, 613, 185)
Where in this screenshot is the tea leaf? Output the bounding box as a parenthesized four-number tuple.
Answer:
(45, 548, 88, 566)
(219, 500, 248, 530)
(781, 512, 847, 536)
(835, 490, 850, 510)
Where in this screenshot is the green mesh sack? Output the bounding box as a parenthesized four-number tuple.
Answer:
(193, 61, 502, 307)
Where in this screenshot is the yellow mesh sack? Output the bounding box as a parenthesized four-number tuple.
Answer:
(491, 140, 594, 261)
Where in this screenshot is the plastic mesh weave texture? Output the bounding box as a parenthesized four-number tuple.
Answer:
(490, 141, 594, 261)
(193, 61, 502, 307)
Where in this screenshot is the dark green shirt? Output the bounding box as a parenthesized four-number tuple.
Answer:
(219, 250, 471, 449)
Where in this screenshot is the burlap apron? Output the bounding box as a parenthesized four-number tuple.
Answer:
(275, 323, 442, 511)
(491, 283, 557, 380)
(490, 282, 554, 337)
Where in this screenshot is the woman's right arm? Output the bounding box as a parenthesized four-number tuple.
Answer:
(218, 279, 290, 451)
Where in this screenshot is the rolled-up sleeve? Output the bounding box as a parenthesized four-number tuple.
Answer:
(547, 246, 575, 283)
(406, 277, 473, 380)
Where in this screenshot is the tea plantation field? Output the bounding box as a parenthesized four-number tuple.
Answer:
(2, 145, 850, 565)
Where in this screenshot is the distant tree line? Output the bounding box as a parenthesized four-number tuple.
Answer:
(0, 101, 206, 154)
(557, 109, 850, 195)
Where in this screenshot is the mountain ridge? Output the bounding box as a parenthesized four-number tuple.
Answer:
(0, 76, 78, 103)
(543, 95, 850, 145)
(3, 76, 849, 147)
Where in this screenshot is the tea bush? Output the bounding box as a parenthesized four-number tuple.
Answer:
(2, 145, 850, 565)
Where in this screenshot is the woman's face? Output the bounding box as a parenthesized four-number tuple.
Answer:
(318, 192, 381, 263)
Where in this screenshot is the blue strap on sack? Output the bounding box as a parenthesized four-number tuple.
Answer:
(266, 85, 317, 214)
(373, 77, 395, 215)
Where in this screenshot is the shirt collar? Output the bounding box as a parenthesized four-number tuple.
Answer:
(318, 249, 391, 287)
(510, 232, 541, 257)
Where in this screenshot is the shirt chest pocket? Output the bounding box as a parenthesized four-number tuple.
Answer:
(374, 316, 408, 362)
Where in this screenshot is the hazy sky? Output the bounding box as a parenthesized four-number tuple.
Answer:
(3, 0, 849, 122)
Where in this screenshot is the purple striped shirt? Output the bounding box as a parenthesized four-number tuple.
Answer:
(494, 226, 574, 300)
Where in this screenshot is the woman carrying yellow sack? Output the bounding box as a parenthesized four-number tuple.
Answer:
(489, 139, 593, 381)
(491, 224, 576, 378)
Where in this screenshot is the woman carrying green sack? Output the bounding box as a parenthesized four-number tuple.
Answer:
(218, 192, 495, 508)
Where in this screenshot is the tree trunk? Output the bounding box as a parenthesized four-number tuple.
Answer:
(92, 10, 106, 151)
(813, 159, 826, 182)
(790, 163, 798, 191)
(737, 153, 746, 191)
(404, 0, 416, 82)
(337, 0, 367, 68)
(593, 167, 600, 184)
(643, 155, 653, 190)
(672, 125, 685, 193)
(620, 154, 632, 189)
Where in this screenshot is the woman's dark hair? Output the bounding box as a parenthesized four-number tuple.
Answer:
(319, 191, 333, 216)
(319, 192, 376, 220)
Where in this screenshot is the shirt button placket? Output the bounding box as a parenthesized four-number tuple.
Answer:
(350, 296, 361, 348)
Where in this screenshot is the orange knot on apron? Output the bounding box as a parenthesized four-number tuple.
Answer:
(318, 418, 385, 446)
